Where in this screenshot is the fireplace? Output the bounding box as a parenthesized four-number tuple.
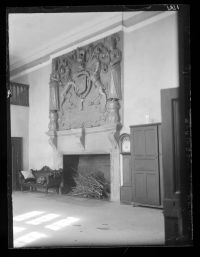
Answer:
(47, 32, 123, 202)
(62, 154, 110, 200)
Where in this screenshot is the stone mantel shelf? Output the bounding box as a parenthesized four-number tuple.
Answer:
(46, 123, 122, 137)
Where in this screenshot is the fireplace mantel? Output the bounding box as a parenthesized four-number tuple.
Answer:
(46, 123, 121, 202)
(46, 32, 123, 202)
(54, 123, 121, 136)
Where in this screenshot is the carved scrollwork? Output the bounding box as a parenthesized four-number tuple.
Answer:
(48, 136, 57, 151)
(48, 111, 58, 131)
(49, 32, 122, 130)
(108, 128, 121, 150)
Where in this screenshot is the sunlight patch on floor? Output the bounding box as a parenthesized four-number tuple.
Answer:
(14, 231, 47, 248)
(26, 214, 60, 225)
(13, 211, 45, 221)
(45, 217, 80, 231)
(13, 226, 26, 234)
(13, 210, 80, 246)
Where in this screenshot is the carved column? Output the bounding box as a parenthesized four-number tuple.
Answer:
(108, 125, 121, 202)
(47, 72, 60, 169)
(49, 78, 59, 129)
(48, 111, 58, 131)
(106, 33, 122, 128)
(106, 99, 120, 124)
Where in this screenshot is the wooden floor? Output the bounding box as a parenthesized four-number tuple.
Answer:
(11, 191, 165, 247)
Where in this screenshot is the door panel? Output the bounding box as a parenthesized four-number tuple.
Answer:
(135, 173, 146, 203)
(145, 129, 158, 156)
(134, 159, 156, 171)
(146, 174, 159, 205)
(133, 130, 146, 156)
(131, 124, 161, 206)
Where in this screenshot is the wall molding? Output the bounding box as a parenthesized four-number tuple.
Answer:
(10, 12, 123, 71)
(10, 60, 51, 81)
(123, 10, 176, 33)
(10, 11, 177, 81)
(49, 25, 123, 61)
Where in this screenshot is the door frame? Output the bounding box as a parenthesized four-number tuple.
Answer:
(11, 137, 23, 191)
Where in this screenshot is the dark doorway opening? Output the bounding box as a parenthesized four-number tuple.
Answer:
(62, 154, 110, 200)
(11, 137, 22, 191)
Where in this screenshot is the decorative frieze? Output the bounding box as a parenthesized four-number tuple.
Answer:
(107, 99, 121, 124)
(48, 32, 122, 132)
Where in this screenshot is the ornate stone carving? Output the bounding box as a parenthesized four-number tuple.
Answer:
(49, 80, 59, 111)
(49, 32, 122, 131)
(107, 124, 122, 149)
(48, 111, 58, 131)
(107, 99, 120, 124)
(48, 134, 57, 151)
(80, 124, 86, 149)
(108, 34, 122, 100)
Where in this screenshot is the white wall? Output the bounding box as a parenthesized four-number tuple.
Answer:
(10, 105, 29, 170)
(122, 13, 179, 133)
(14, 64, 53, 169)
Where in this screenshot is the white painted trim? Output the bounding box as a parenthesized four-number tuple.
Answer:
(50, 25, 123, 60)
(10, 59, 51, 80)
(122, 11, 144, 20)
(123, 11, 177, 33)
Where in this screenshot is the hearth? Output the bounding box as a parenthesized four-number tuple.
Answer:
(62, 154, 110, 200)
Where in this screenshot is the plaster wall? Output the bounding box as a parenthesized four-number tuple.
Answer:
(10, 105, 29, 170)
(122, 13, 179, 133)
(13, 64, 53, 169)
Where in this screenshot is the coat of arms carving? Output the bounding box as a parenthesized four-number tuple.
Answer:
(49, 32, 122, 131)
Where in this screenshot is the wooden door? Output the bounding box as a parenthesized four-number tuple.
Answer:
(131, 124, 161, 206)
(11, 137, 22, 191)
(161, 88, 182, 244)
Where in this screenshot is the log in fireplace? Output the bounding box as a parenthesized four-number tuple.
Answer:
(62, 154, 110, 200)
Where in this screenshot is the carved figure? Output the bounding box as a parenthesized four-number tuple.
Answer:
(49, 33, 122, 130)
(108, 34, 122, 100)
(49, 80, 59, 111)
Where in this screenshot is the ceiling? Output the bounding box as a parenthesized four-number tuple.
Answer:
(8, 12, 122, 69)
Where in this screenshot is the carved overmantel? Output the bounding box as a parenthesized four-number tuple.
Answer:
(46, 32, 122, 201)
(47, 33, 122, 131)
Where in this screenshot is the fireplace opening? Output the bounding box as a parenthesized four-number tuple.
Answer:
(62, 154, 110, 200)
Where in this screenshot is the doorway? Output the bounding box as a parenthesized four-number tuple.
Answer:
(130, 123, 163, 207)
(11, 137, 22, 191)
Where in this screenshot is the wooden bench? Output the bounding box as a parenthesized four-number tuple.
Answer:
(19, 166, 62, 194)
